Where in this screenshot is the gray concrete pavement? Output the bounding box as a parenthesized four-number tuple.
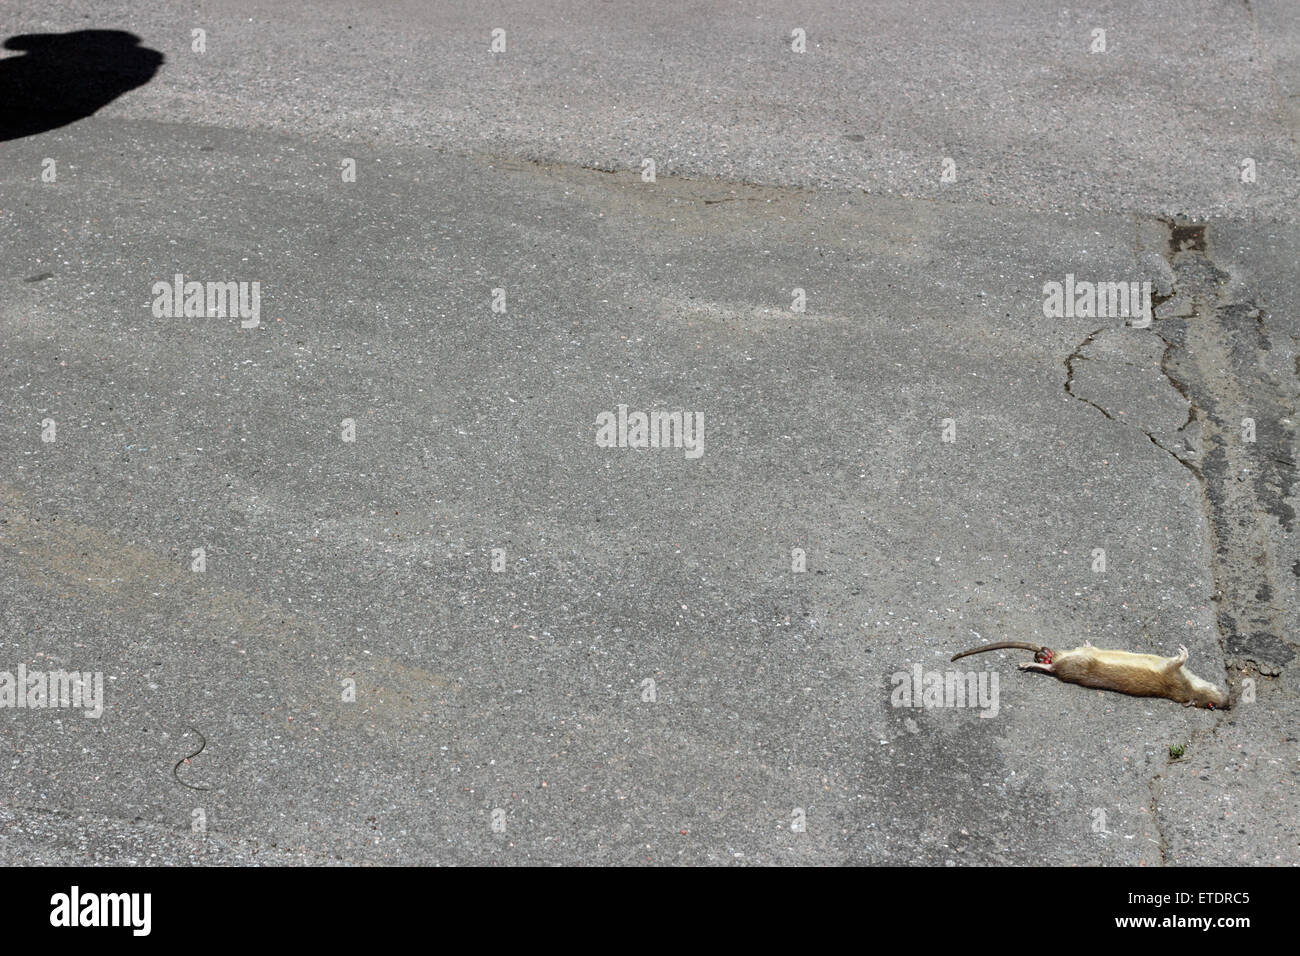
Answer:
(0, 1, 1296, 864)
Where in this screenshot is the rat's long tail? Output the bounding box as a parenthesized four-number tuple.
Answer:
(950, 641, 1045, 662)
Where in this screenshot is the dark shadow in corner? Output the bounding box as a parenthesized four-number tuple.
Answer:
(0, 30, 163, 142)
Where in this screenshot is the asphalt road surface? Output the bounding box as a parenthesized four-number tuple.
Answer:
(1, 1, 1297, 864)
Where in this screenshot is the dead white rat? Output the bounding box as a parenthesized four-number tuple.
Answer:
(949, 641, 1230, 710)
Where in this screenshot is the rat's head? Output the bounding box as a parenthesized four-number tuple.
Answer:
(1193, 684, 1231, 710)
(1180, 665, 1231, 710)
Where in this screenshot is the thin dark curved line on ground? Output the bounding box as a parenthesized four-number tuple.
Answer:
(173, 726, 211, 791)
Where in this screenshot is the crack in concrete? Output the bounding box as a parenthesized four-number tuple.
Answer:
(1062, 326, 1109, 417)
(1153, 223, 1298, 675)
(1062, 323, 1202, 478)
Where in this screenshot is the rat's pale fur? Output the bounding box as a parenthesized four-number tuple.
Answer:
(1019, 643, 1229, 709)
(950, 641, 1230, 709)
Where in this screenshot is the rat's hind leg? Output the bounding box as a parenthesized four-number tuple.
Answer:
(1018, 662, 1053, 673)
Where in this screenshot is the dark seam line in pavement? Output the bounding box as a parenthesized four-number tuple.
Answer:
(1156, 220, 1298, 682)
(1147, 776, 1169, 865)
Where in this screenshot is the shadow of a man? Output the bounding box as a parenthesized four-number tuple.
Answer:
(0, 30, 164, 142)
